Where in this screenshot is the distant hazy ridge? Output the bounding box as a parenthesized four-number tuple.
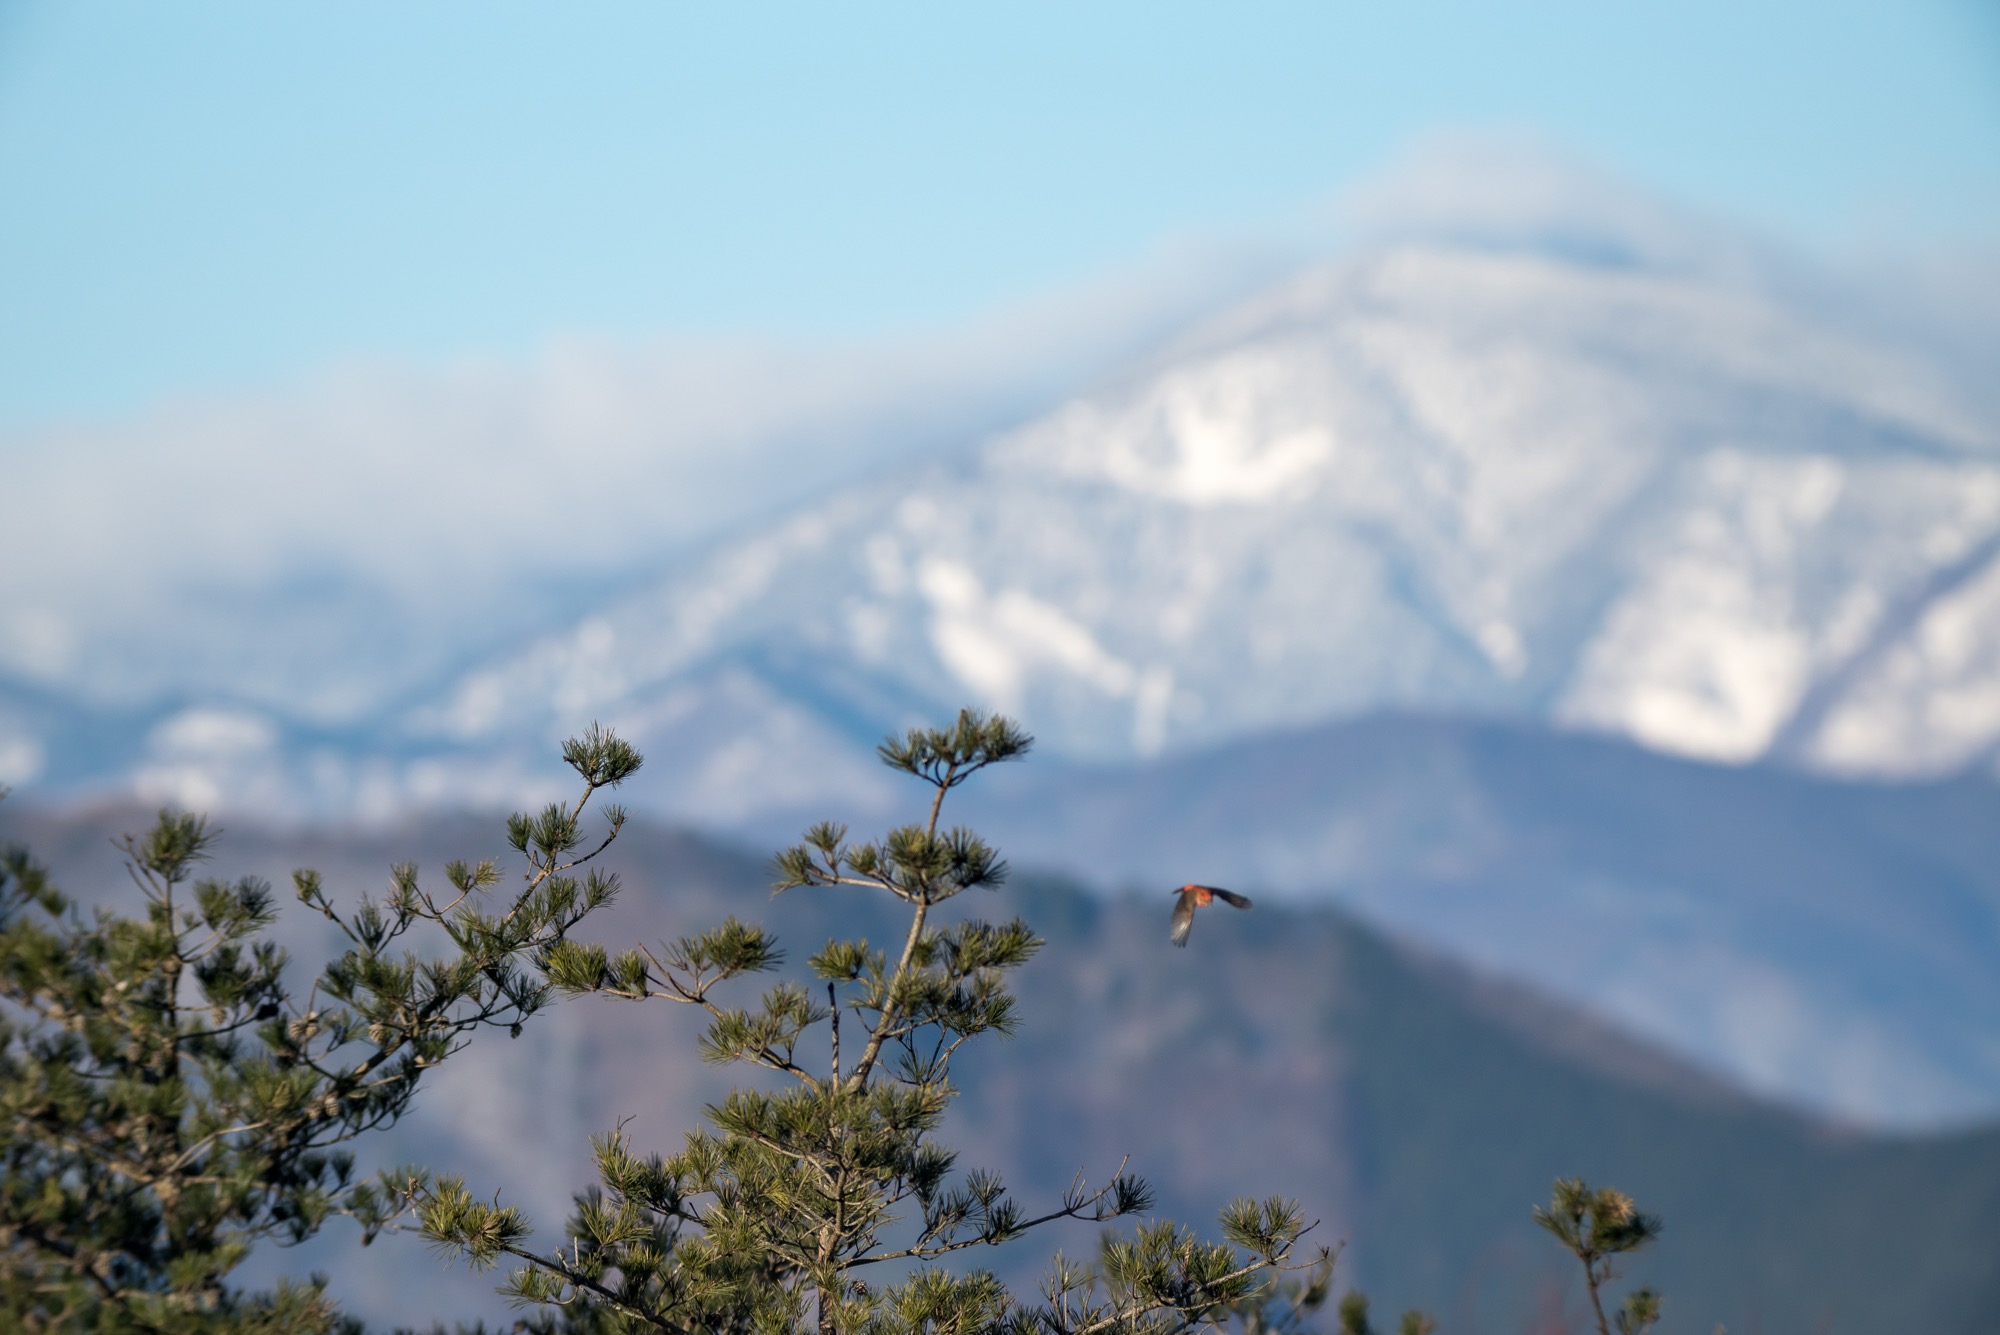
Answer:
(3, 806, 1995, 1334)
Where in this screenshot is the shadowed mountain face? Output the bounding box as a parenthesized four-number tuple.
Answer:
(983, 879, 2000, 1335)
(5, 805, 1997, 1334)
(951, 714, 2000, 1130)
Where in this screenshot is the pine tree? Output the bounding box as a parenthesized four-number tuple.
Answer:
(0, 726, 642, 1334)
(3, 703, 1671, 1335)
(417, 709, 1336, 1335)
(1532, 1178, 1661, 1335)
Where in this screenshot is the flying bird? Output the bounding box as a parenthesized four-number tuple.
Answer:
(1169, 883, 1253, 947)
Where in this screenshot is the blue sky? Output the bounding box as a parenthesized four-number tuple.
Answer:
(1, 0, 1996, 431)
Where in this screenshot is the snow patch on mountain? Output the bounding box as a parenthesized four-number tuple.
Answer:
(384, 240, 2000, 807)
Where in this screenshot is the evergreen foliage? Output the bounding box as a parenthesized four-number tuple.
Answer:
(417, 710, 1337, 1335)
(0, 705, 1676, 1335)
(0, 726, 641, 1333)
(1331, 1290, 1434, 1335)
(1532, 1179, 1660, 1335)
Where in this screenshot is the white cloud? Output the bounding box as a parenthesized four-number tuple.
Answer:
(1331, 132, 1808, 292)
(0, 237, 1293, 722)
(5, 137, 1996, 786)
(1334, 132, 2000, 426)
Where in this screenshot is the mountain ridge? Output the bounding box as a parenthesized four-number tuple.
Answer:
(6, 802, 1994, 1334)
(11, 230, 2000, 1131)
(960, 712, 2000, 1130)
(13, 234, 2000, 822)
(390, 238, 2000, 818)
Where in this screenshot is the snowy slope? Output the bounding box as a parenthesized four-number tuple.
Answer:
(18, 234, 2000, 1128)
(386, 240, 2000, 825)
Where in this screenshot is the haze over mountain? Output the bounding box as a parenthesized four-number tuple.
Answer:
(0, 239, 1288, 746)
(7, 805, 1994, 1335)
(7, 162, 1998, 812)
(7, 176, 2000, 1132)
(964, 715, 2000, 1130)
(372, 230, 2000, 826)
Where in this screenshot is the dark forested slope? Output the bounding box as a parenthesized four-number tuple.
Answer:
(4, 804, 1996, 1333)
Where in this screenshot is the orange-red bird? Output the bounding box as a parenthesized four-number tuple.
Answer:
(1169, 883, 1253, 947)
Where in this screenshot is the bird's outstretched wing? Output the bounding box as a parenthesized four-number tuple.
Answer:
(1169, 890, 1198, 947)
(1210, 888, 1253, 910)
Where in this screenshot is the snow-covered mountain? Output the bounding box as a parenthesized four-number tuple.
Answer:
(13, 227, 2000, 1127)
(325, 238, 2000, 827)
(14, 234, 1995, 820)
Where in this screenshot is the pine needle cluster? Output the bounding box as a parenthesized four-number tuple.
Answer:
(0, 726, 641, 1333)
(1532, 1178, 1662, 1335)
